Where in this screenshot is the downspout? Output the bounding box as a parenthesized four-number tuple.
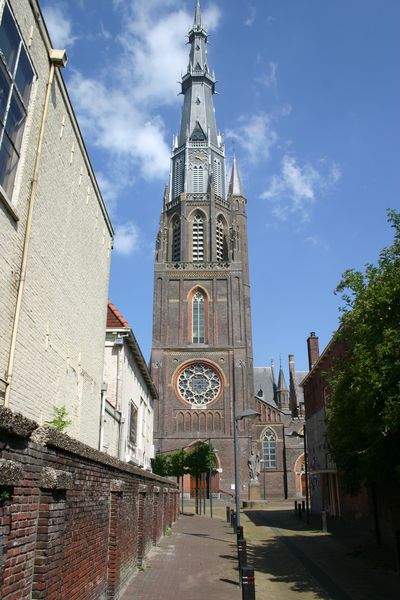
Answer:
(4, 50, 67, 407)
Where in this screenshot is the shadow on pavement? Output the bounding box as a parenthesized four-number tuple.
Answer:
(244, 509, 400, 600)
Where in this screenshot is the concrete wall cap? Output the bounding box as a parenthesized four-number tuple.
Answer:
(153, 486, 160, 493)
(0, 458, 24, 485)
(138, 484, 147, 493)
(110, 479, 125, 492)
(40, 467, 74, 490)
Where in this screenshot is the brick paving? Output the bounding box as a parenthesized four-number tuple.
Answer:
(120, 513, 241, 600)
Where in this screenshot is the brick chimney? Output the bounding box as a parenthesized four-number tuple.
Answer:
(307, 332, 320, 370)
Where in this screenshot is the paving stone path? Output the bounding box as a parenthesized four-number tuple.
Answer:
(121, 513, 241, 600)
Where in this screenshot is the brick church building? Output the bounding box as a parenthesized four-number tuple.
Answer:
(151, 0, 305, 500)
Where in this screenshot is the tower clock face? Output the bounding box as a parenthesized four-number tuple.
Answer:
(176, 362, 222, 407)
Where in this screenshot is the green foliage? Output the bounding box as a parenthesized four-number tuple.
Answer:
(0, 489, 11, 505)
(184, 443, 214, 477)
(169, 449, 186, 478)
(326, 210, 400, 492)
(151, 453, 172, 477)
(44, 405, 72, 432)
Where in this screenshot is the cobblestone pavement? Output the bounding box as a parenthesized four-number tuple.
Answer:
(120, 513, 241, 600)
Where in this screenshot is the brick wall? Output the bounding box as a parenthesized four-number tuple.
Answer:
(0, 407, 178, 599)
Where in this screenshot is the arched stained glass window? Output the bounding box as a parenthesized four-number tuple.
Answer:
(263, 429, 276, 468)
(192, 213, 204, 262)
(172, 217, 180, 261)
(192, 291, 205, 343)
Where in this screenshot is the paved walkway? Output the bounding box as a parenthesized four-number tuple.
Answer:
(241, 502, 400, 600)
(120, 513, 240, 600)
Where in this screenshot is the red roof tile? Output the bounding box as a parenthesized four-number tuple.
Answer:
(107, 301, 130, 328)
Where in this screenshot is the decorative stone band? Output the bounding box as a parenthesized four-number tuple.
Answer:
(110, 479, 125, 493)
(166, 261, 229, 270)
(153, 486, 161, 494)
(40, 467, 74, 490)
(0, 458, 24, 485)
(163, 487, 169, 493)
(138, 484, 147, 493)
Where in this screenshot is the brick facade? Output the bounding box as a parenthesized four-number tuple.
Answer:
(0, 407, 178, 599)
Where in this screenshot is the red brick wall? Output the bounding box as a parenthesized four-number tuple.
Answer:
(0, 407, 178, 600)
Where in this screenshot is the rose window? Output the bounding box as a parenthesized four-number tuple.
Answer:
(177, 363, 221, 406)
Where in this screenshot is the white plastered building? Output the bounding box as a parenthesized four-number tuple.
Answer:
(102, 303, 156, 470)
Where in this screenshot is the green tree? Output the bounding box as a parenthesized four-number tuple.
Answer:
(185, 443, 214, 514)
(326, 210, 400, 492)
(152, 453, 171, 477)
(169, 449, 187, 513)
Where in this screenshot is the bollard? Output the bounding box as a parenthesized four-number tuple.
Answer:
(302, 500, 305, 512)
(294, 500, 298, 514)
(230, 508, 234, 528)
(226, 506, 231, 523)
(232, 511, 237, 533)
(237, 538, 247, 576)
(298, 504, 302, 519)
(321, 510, 328, 533)
(236, 525, 244, 543)
(241, 565, 256, 600)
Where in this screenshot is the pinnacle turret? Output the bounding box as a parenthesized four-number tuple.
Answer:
(228, 156, 245, 198)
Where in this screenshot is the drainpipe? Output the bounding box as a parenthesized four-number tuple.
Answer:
(99, 381, 108, 451)
(4, 49, 67, 407)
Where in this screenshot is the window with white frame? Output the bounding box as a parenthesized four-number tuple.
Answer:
(0, 3, 34, 200)
(192, 291, 205, 343)
(262, 429, 277, 468)
(192, 212, 204, 262)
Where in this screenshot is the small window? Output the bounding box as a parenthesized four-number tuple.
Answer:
(263, 429, 276, 468)
(192, 291, 205, 343)
(216, 216, 228, 261)
(129, 403, 138, 446)
(0, 3, 34, 200)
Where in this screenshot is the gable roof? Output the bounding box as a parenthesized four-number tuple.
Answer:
(253, 366, 277, 408)
(107, 302, 129, 328)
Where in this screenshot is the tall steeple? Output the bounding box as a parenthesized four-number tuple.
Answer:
(172, 0, 225, 199)
(228, 156, 245, 198)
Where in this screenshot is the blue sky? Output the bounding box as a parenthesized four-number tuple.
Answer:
(42, 0, 400, 372)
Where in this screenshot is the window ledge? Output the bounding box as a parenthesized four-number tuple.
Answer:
(0, 187, 19, 222)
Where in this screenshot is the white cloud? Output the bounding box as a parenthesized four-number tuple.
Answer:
(113, 222, 140, 256)
(244, 6, 256, 27)
(42, 4, 76, 48)
(67, 1, 221, 196)
(256, 61, 278, 88)
(226, 108, 290, 164)
(261, 155, 341, 221)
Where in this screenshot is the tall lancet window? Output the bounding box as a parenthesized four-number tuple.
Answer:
(174, 157, 184, 198)
(216, 216, 228, 262)
(192, 291, 205, 343)
(172, 217, 181, 262)
(192, 213, 204, 262)
(214, 159, 222, 197)
(193, 165, 204, 193)
(263, 429, 277, 468)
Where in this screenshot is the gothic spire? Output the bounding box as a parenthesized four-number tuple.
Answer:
(178, 0, 218, 147)
(228, 156, 245, 198)
(277, 366, 288, 392)
(194, 0, 202, 28)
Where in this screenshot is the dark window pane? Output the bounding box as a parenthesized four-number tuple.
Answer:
(0, 60, 11, 123)
(0, 130, 18, 197)
(6, 89, 25, 152)
(0, 5, 20, 74)
(15, 45, 33, 106)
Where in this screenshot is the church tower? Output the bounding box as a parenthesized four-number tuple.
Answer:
(151, 0, 255, 496)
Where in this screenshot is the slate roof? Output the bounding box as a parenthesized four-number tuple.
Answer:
(294, 371, 308, 404)
(253, 367, 277, 408)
